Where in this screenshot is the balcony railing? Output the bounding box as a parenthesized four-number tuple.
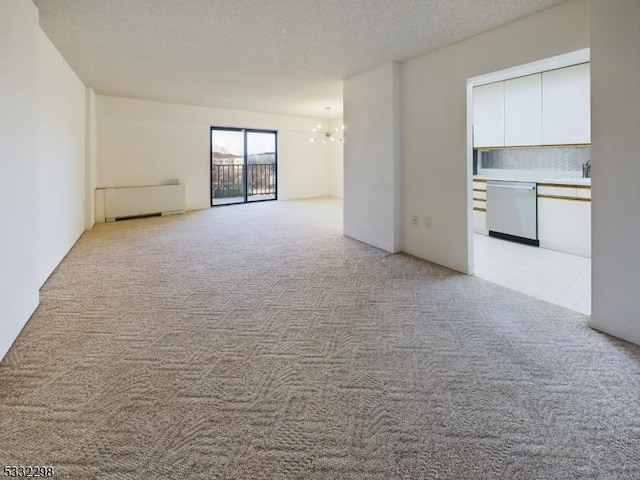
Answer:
(212, 164, 276, 199)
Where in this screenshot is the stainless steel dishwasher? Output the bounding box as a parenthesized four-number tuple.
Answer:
(486, 180, 539, 246)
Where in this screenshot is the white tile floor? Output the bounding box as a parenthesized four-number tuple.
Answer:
(473, 234, 591, 315)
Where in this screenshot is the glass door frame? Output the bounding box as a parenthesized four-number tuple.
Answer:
(210, 126, 278, 207)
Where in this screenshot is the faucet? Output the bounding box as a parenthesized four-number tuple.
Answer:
(582, 160, 591, 178)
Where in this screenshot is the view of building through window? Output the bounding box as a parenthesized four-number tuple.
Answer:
(211, 128, 277, 206)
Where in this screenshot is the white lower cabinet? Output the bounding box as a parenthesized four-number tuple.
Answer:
(473, 179, 591, 257)
(473, 210, 487, 235)
(538, 197, 591, 257)
(472, 180, 487, 234)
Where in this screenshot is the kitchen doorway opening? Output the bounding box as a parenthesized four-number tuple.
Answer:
(211, 127, 277, 206)
(466, 49, 592, 316)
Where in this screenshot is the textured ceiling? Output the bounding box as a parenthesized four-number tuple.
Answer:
(33, 0, 566, 118)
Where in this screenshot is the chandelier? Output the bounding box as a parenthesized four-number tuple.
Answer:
(310, 106, 344, 143)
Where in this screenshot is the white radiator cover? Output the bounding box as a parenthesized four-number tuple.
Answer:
(98, 184, 186, 222)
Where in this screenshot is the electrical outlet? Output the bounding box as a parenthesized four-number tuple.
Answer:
(411, 214, 419, 226)
(424, 216, 432, 229)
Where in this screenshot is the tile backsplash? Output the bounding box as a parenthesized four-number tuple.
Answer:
(479, 146, 590, 171)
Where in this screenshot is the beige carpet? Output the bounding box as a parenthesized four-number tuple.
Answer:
(1, 198, 639, 479)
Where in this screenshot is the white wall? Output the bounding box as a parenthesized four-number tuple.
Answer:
(0, 0, 41, 360)
(328, 118, 344, 198)
(278, 131, 329, 201)
(343, 62, 401, 253)
(96, 96, 332, 211)
(0, 0, 88, 361)
(85, 88, 97, 229)
(590, 0, 640, 345)
(400, 0, 589, 272)
(38, 31, 87, 285)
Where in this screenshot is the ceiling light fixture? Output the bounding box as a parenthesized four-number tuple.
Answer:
(310, 106, 344, 143)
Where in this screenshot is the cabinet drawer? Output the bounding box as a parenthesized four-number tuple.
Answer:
(538, 185, 577, 197)
(537, 184, 591, 202)
(473, 190, 487, 200)
(576, 187, 591, 199)
(473, 200, 487, 210)
(472, 180, 486, 191)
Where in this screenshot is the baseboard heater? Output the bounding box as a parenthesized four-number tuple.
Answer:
(100, 184, 186, 222)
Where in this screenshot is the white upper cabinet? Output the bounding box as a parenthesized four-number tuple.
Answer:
(542, 63, 591, 145)
(473, 63, 590, 148)
(473, 82, 504, 148)
(504, 74, 542, 146)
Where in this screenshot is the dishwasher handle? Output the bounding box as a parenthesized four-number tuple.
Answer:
(487, 184, 536, 191)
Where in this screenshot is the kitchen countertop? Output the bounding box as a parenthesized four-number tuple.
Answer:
(537, 177, 591, 186)
(474, 170, 590, 186)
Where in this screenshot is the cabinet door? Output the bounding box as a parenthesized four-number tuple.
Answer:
(542, 63, 590, 145)
(538, 197, 591, 257)
(504, 74, 542, 146)
(473, 82, 504, 148)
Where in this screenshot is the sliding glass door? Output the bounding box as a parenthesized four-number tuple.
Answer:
(211, 128, 277, 206)
(246, 131, 277, 202)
